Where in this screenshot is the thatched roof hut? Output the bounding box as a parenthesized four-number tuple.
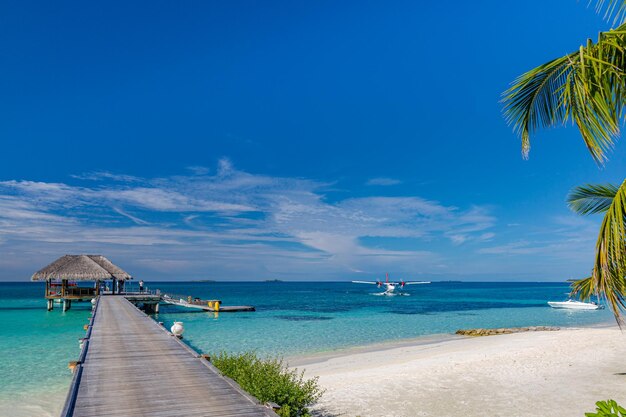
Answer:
(31, 255, 132, 281)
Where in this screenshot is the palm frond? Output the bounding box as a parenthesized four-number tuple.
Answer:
(567, 183, 619, 214)
(575, 178, 626, 325)
(592, 0, 626, 24)
(502, 55, 573, 159)
(502, 25, 626, 164)
(570, 276, 595, 300)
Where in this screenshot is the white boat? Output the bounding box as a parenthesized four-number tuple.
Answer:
(160, 294, 255, 312)
(547, 299, 602, 310)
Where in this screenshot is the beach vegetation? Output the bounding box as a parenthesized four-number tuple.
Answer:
(502, 0, 626, 324)
(585, 400, 626, 416)
(211, 351, 324, 416)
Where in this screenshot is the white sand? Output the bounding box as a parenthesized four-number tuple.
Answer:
(291, 327, 626, 417)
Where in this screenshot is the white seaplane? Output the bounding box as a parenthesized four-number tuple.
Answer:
(352, 274, 431, 296)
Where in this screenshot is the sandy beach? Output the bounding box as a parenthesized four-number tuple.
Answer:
(291, 327, 626, 417)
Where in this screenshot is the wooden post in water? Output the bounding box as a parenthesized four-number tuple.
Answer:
(46, 279, 53, 310)
(63, 299, 71, 312)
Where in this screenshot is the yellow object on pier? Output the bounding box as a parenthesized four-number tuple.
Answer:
(207, 300, 220, 311)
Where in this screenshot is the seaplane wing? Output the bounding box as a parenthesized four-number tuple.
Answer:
(402, 281, 431, 285)
(352, 280, 379, 285)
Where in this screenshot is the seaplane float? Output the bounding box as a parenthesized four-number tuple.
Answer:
(352, 274, 430, 296)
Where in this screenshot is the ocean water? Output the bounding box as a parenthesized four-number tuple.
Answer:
(151, 281, 614, 357)
(0, 281, 614, 417)
(0, 283, 92, 417)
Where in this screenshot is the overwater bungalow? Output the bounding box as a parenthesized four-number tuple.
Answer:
(31, 254, 132, 311)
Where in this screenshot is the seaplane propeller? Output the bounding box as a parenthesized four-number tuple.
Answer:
(352, 274, 430, 296)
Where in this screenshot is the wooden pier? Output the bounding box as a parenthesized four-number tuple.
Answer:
(64, 296, 275, 417)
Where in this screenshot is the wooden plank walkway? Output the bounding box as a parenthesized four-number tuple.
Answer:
(71, 296, 275, 417)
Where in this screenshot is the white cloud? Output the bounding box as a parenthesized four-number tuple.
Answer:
(113, 207, 150, 225)
(0, 161, 498, 280)
(449, 235, 468, 245)
(71, 171, 143, 183)
(476, 215, 598, 263)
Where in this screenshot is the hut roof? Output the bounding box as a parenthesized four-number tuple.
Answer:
(31, 255, 132, 281)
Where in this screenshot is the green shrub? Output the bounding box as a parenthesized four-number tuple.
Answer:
(586, 400, 626, 417)
(211, 351, 324, 417)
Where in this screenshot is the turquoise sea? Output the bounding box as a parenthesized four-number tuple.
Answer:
(0, 281, 614, 417)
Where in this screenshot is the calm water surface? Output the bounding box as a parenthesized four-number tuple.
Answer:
(0, 281, 614, 417)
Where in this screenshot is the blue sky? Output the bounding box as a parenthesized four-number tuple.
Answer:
(1, 0, 626, 281)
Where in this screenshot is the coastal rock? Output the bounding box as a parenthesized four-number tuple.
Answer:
(455, 326, 560, 337)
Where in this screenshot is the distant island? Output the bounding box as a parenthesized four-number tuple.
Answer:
(191, 279, 216, 283)
(264, 279, 283, 283)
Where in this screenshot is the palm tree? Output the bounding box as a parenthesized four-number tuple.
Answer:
(502, 23, 626, 165)
(502, 1, 626, 322)
(567, 182, 626, 323)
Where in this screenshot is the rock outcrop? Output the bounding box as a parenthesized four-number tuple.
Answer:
(455, 326, 560, 337)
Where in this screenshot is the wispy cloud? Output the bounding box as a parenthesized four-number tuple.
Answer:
(476, 215, 599, 271)
(71, 171, 143, 183)
(366, 177, 401, 186)
(113, 207, 151, 225)
(186, 166, 211, 175)
(477, 240, 537, 255)
(0, 159, 500, 280)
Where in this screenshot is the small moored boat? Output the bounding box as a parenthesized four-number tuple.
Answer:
(161, 294, 255, 312)
(547, 299, 602, 310)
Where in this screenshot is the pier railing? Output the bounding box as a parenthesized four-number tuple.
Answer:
(101, 288, 160, 296)
(60, 297, 98, 417)
(59, 295, 272, 416)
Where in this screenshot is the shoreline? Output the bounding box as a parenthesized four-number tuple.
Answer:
(293, 324, 626, 417)
(287, 332, 464, 367)
(287, 320, 615, 367)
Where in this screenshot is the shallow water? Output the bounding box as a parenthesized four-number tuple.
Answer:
(151, 281, 613, 357)
(0, 283, 91, 417)
(0, 281, 613, 417)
